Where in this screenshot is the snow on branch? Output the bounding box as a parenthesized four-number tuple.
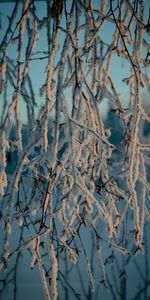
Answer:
(0, 0, 149, 299)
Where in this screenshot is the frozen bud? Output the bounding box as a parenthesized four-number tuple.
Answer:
(3, 248, 9, 260)
(68, 249, 78, 264)
(6, 222, 12, 235)
(18, 216, 24, 227)
(32, 208, 37, 216)
(105, 128, 111, 138)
